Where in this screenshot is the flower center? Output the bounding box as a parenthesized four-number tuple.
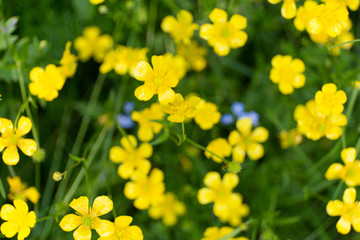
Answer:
(82, 216, 93, 227)
(9, 134, 18, 145)
(221, 27, 230, 38)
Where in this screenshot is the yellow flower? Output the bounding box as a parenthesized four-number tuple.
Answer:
(329, 30, 354, 56)
(59, 41, 78, 78)
(294, 0, 319, 31)
(59, 196, 114, 240)
(90, 0, 105, 5)
(7, 176, 40, 204)
(0, 117, 37, 165)
(176, 40, 207, 72)
(197, 172, 238, 206)
(0, 199, 36, 240)
(194, 100, 221, 130)
(98, 216, 143, 240)
(294, 100, 347, 140)
(325, 147, 360, 187)
(205, 138, 232, 163)
(109, 135, 152, 179)
(161, 9, 199, 44)
(213, 193, 250, 227)
(131, 103, 165, 142)
(326, 188, 360, 234)
(148, 192, 186, 226)
(29, 64, 66, 101)
(132, 55, 180, 104)
(279, 129, 302, 149)
(200, 8, 248, 56)
(162, 53, 187, 80)
(161, 93, 200, 123)
(201, 226, 249, 240)
(269, 55, 306, 95)
(322, 0, 359, 11)
(314, 83, 347, 116)
(124, 168, 165, 210)
(268, 0, 297, 19)
(100, 46, 149, 77)
(228, 118, 269, 162)
(74, 26, 113, 62)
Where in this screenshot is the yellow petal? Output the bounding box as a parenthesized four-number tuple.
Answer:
(222, 173, 239, 189)
(199, 24, 213, 40)
(92, 219, 114, 237)
(134, 197, 150, 210)
(3, 145, 19, 165)
(124, 182, 137, 199)
(158, 87, 176, 105)
(197, 188, 213, 204)
(250, 127, 269, 143)
(232, 145, 246, 163)
(341, 147, 356, 165)
(115, 215, 133, 228)
(17, 138, 37, 156)
(14, 199, 28, 214)
(325, 163, 344, 180)
(161, 16, 176, 33)
(228, 131, 241, 145)
(247, 143, 264, 160)
(118, 163, 134, 179)
(343, 187, 356, 204)
(0, 118, 13, 133)
(138, 143, 153, 158)
(0, 204, 16, 221)
(134, 84, 155, 101)
(279, 82, 294, 95)
(92, 196, 113, 217)
(336, 217, 351, 235)
(16, 116, 32, 137)
(0, 138, 5, 152)
(120, 135, 137, 151)
(0, 222, 17, 238)
(128, 225, 143, 240)
(209, 8, 228, 24)
(326, 200, 344, 216)
(229, 14, 247, 29)
(24, 187, 40, 204)
(109, 146, 126, 163)
(214, 41, 230, 56)
(69, 196, 89, 216)
(229, 31, 248, 48)
(204, 171, 221, 188)
(236, 118, 252, 136)
(25, 211, 36, 228)
(281, 0, 297, 19)
(59, 214, 82, 232)
(150, 168, 164, 182)
(133, 61, 152, 81)
(138, 126, 154, 142)
(73, 224, 91, 240)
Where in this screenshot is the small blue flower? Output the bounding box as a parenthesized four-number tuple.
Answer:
(239, 111, 260, 126)
(221, 113, 235, 125)
(117, 114, 134, 129)
(231, 101, 245, 118)
(123, 101, 135, 115)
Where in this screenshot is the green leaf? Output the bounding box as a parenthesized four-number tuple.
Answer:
(0, 177, 6, 199)
(69, 153, 83, 162)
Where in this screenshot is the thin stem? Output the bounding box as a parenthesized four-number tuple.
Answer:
(181, 121, 186, 142)
(14, 97, 30, 126)
(7, 166, 15, 177)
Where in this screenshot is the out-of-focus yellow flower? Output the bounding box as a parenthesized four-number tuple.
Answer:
(326, 188, 360, 234)
(59, 196, 113, 240)
(162, 53, 187, 80)
(213, 193, 250, 227)
(176, 40, 207, 72)
(322, 0, 359, 11)
(325, 147, 360, 186)
(29, 64, 66, 101)
(7, 176, 40, 204)
(149, 192, 186, 226)
(131, 103, 164, 142)
(90, 0, 105, 5)
(132, 55, 180, 104)
(294, 0, 319, 31)
(161, 93, 200, 123)
(194, 100, 221, 130)
(329, 30, 354, 56)
(161, 10, 199, 44)
(205, 138, 232, 163)
(200, 8, 248, 56)
(268, 0, 297, 19)
(98, 216, 143, 240)
(197, 172, 238, 206)
(100, 46, 149, 77)
(201, 226, 249, 240)
(279, 129, 302, 149)
(228, 118, 269, 162)
(314, 83, 347, 116)
(59, 41, 78, 78)
(0, 117, 37, 165)
(0, 199, 36, 239)
(124, 168, 165, 210)
(109, 135, 152, 179)
(269, 55, 306, 95)
(74, 26, 113, 62)
(294, 100, 347, 140)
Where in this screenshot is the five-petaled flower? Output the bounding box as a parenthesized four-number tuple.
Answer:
(98, 216, 144, 240)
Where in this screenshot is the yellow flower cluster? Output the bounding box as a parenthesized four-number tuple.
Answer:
(0, 199, 36, 239)
(176, 40, 207, 72)
(268, 0, 297, 19)
(161, 94, 200, 123)
(0, 116, 37, 165)
(294, 83, 347, 140)
(197, 172, 249, 227)
(201, 226, 249, 240)
(279, 129, 302, 149)
(269, 55, 306, 95)
(59, 196, 143, 240)
(7, 176, 40, 204)
(200, 8, 248, 56)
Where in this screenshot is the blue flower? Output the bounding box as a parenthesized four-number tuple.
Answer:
(221, 113, 235, 125)
(117, 114, 134, 129)
(231, 101, 245, 118)
(123, 101, 135, 115)
(239, 111, 260, 126)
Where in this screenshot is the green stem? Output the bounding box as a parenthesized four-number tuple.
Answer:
(0, 177, 6, 199)
(181, 122, 186, 142)
(7, 166, 15, 177)
(331, 181, 344, 199)
(14, 97, 30, 126)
